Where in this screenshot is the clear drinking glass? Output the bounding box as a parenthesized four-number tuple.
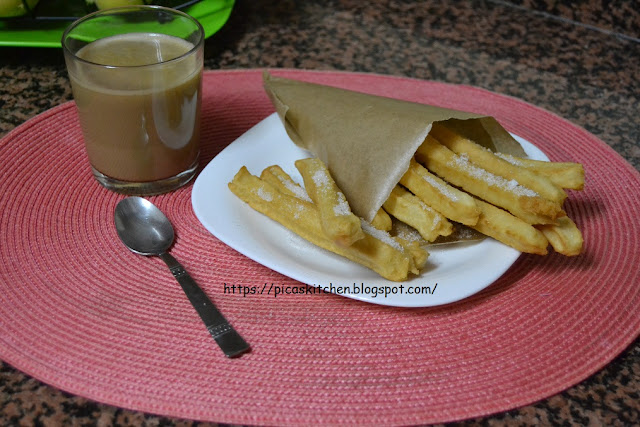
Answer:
(62, 6, 204, 195)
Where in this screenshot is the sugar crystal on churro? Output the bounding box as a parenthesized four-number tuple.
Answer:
(495, 152, 524, 166)
(333, 192, 351, 216)
(450, 153, 538, 197)
(256, 187, 273, 202)
(277, 174, 312, 202)
(421, 173, 459, 202)
(361, 220, 404, 252)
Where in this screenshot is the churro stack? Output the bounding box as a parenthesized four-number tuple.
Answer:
(227, 74, 585, 280)
(229, 161, 428, 282)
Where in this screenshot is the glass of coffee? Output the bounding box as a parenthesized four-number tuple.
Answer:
(62, 6, 204, 195)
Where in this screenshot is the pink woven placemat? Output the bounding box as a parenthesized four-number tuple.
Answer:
(1, 69, 639, 425)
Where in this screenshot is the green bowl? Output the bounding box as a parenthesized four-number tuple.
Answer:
(0, 0, 234, 47)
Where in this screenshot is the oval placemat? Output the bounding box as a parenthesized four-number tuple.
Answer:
(0, 69, 638, 425)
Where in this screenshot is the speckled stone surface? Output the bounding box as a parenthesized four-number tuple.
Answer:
(1, 0, 639, 425)
(502, 0, 640, 39)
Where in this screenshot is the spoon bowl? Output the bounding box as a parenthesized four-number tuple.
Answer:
(114, 197, 174, 255)
(114, 196, 250, 358)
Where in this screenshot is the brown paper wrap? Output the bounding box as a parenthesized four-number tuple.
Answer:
(263, 72, 527, 222)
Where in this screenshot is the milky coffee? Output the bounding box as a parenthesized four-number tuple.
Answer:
(69, 33, 202, 182)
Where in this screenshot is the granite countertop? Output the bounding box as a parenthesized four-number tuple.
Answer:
(1, 0, 639, 425)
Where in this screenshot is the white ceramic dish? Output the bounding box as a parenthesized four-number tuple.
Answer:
(192, 113, 549, 307)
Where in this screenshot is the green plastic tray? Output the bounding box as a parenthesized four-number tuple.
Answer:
(0, 0, 234, 48)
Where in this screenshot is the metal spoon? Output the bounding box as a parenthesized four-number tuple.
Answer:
(114, 196, 250, 358)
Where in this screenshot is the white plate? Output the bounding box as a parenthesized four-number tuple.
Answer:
(192, 113, 549, 307)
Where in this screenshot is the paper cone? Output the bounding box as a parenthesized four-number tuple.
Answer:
(263, 72, 527, 221)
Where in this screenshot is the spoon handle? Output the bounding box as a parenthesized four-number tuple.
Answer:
(159, 252, 250, 358)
